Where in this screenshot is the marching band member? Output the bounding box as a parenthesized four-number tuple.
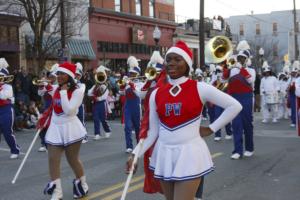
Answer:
(128, 41, 242, 200)
(0, 58, 20, 159)
(88, 66, 112, 140)
(43, 62, 88, 200)
(277, 72, 289, 120)
(223, 40, 256, 159)
(75, 62, 88, 143)
(260, 62, 280, 123)
(287, 61, 299, 127)
(120, 56, 142, 153)
(37, 63, 58, 152)
(211, 64, 233, 141)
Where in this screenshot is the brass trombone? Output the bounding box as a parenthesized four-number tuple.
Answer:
(144, 66, 158, 81)
(94, 71, 107, 84)
(117, 67, 158, 87)
(0, 75, 14, 83)
(32, 77, 52, 86)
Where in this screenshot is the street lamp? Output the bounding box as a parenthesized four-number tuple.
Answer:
(153, 25, 161, 51)
(258, 47, 264, 74)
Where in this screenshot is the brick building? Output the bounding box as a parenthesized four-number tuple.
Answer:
(89, 0, 176, 72)
(0, 13, 23, 71)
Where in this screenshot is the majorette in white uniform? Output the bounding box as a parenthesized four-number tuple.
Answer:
(260, 61, 280, 123)
(133, 41, 242, 181)
(45, 63, 87, 146)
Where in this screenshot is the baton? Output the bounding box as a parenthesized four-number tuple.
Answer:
(120, 139, 144, 200)
(12, 129, 41, 184)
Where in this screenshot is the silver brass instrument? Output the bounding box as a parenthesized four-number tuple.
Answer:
(0, 75, 14, 83)
(205, 36, 233, 64)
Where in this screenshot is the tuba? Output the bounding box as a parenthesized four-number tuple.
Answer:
(205, 36, 233, 64)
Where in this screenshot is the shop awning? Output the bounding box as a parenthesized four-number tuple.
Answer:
(26, 35, 96, 60)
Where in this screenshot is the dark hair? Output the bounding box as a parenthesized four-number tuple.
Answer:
(59, 74, 77, 91)
(184, 66, 190, 77)
(67, 75, 77, 91)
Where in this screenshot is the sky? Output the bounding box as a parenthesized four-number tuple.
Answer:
(175, 0, 296, 21)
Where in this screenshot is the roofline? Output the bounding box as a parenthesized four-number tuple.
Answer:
(89, 7, 176, 29)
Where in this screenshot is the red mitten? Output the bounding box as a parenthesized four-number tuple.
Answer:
(240, 68, 251, 79)
(141, 80, 152, 91)
(128, 81, 136, 90)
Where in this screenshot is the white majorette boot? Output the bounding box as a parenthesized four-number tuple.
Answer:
(73, 176, 89, 199)
(44, 178, 63, 200)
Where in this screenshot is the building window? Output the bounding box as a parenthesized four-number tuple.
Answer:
(135, 0, 142, 16)
(239, 24, 244, 36)
(272, 22, 278, 33)
(115, 0, 121, 12)
(273, 44, 278, 57)
(256, 23, 260, 35)
(149, 0, 154, 18)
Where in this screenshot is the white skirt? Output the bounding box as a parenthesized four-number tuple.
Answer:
(149, 136, 214, 181)
(45, 116, 87, 146)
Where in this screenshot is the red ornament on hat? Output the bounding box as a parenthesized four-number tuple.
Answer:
(58, 62, 76, 79)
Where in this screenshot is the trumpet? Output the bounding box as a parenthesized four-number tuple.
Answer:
(32, 77, 52, 86)
(0, 75, 14, 83)
(95, 71, 107, 84)
(227, 57, 237, 69)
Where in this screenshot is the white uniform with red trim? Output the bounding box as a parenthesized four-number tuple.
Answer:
(134, 77, 242, 181)
(45, 85, 87, 146)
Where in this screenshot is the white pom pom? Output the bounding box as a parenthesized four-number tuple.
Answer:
(150, 51, 164, 65)
(127, 56, 139, 68)
(236, 40, 250, 51)
(0, 58, 9, 69)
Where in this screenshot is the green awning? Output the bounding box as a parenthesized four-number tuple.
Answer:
(67, 39, 96, 60)
(26, 35, 96, 60)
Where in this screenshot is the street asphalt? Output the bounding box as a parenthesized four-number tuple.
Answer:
(0, 112, 299, 200)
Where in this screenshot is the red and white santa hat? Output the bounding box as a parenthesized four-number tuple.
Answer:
(166, 40, 193, 72)
(56, 62, 76, 79)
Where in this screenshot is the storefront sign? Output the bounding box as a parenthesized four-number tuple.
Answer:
(132, 26, 147, 44)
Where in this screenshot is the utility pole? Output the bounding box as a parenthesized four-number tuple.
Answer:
(60, 0, 66, 49)
(199, 0, 205, 69)
(293, 0, 299, 60)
